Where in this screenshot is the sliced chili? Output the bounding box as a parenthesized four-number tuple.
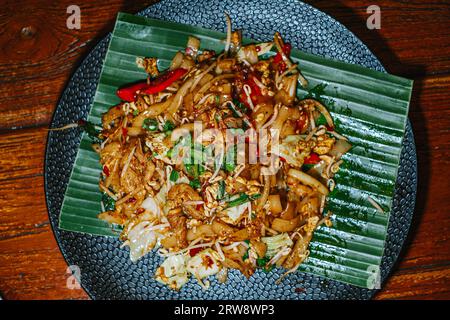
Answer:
(126, 197, 137, 204)
(142, 68, 188, 95)
(273, 43, 292, 73)
(189, 247, 202, 257)
(116, 68, 188, 102)
(304, 153, 320, 165)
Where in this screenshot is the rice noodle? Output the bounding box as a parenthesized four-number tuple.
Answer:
(224, 12, 232, 54)
(222, 241, 248, 250)
(47, 123, 79, 131)
(260, 104, 280, 130)
(99, 183, 118, 201)
(273, 32, 293, 69)
(190, 62, 217, 92)
(159, 241, 215, 257)
(305, 126, 318, 142)
(276, 64, 298, 89)
(328, 130, 348, 141)
(252, 76, 267, 90)
(288, 169, 329, 195)
(214, 242, 226, 261)
(242, 84, 255, 110)
(268, 246, 291, 265)
(121, 145, 136, 178)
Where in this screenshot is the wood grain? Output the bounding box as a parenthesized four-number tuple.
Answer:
(0, 0, 449, 300)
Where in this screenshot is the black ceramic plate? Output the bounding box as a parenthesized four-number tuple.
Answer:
(45, 0, 417, 299)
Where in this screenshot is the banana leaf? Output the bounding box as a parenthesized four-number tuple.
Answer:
(58, 12, 413, 289)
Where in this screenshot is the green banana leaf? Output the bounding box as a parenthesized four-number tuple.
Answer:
(58, 12, 413, 289)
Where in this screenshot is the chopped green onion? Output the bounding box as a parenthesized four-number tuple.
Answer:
(101, 193, 115, 211)
(256, 257, 270, 268)
(163, 120, 175, 132)
(226, 193, 261, 208)
(169, 170, 179, 182)
(142, 118, 158, 131)
(189, 178, 201, 190)
(166, 148, 173, 159)
(217, 180, 226, 200)
(79, 120, 102, 143)
(224, 162, 235, 172)
(315, 114, 327, 126)
(302, 164, 315, 171)
(242, 249, 249, 261)
(133, 109, 139, 116)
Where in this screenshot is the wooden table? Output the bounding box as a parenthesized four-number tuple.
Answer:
(0, 0, 449, 300)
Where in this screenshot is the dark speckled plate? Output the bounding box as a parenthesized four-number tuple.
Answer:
(45, 0, 417, 299)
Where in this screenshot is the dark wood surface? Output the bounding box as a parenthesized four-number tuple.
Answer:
(0, 0, 449, 300)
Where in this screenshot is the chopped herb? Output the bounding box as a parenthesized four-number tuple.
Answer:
(169, 170, 179, 182)
(302, 164, 315, 172)
(215, 95, 220, 106)
(226, 193, 261, 208)
(189, 178, 201, 190)
(101, 193, 115, 211)
(242, 249, 249, 261)
(162, 120, 176, 132)
(227, 100, 241, 117)
(233, 99, 247, 113)
(257, 257, 270, 268)
(217, 180, 226, 200)
(142, 118, 158, 131)
(315, 114, 327, 126)
(166, 148, 173, 159)
(133, 109, 139, 116)
(185, 163, 204, 179)
(250, 194, 262, 201)
(79, 120, 102, 143)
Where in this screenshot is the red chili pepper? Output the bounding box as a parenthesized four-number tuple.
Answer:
(142, 68, 188, 94)
(102, 165, 110, 176)
(189, 247, 202, 257)
(121, 127, 128, 137)
(239, 75, 263, 108)
(136, 208, 145, 214)
(296, 114, 308, 133)
(116, 68, 188, 102)
(279, 156, 286, 162)
(273, 43, 292, 73)
(196, 204, 203, 211)
(126, 197, 137, 204)
(326, 125, 334, 131)
(304, 153, 321, 165)
(116, 82, 149, 102)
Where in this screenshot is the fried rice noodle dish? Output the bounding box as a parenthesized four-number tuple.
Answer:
(91, 17, 351, 290)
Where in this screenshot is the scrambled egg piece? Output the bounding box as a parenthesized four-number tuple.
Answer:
(313, 135, 335, 155)
(187, 249, 221, 280)
(155, 254, 189, 290)
(276, 135, 314, 167)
